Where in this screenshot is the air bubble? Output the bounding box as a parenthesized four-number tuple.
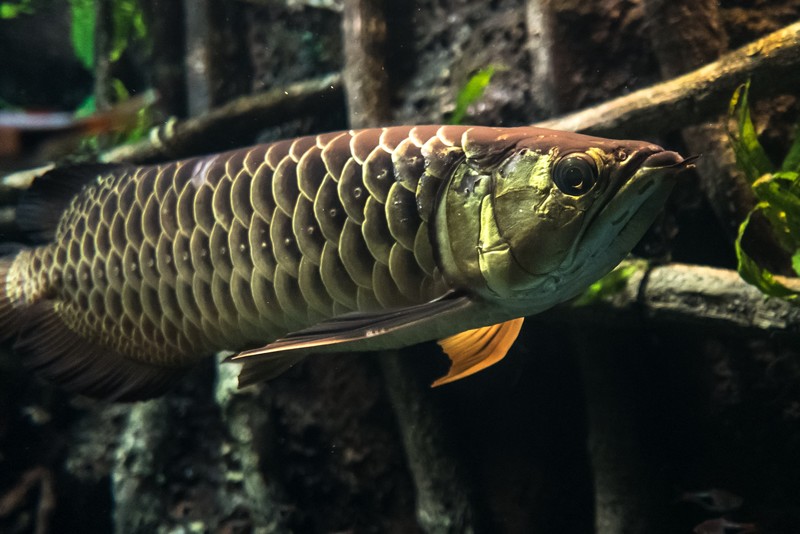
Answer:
(220, 246, 227, 255)
(260, 241, 268, 249)
(306, 226, 315, 235)
(353, 187, 363, 199)
(182, 253, 189, 262)
(130, 262, 137, 272)
(328, 208, 338, 218)
(376, 169, 388, 181)
(284, 237, 292, 246)
(239, 244, 247, 252)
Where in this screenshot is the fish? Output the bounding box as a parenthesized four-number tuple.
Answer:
(679, 488, 744, 513)
(0, 125, 692, 400)
(0, 92, 155, 172)
(693, 517, 758, 534)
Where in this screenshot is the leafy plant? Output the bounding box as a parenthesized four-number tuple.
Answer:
(110, 0, 147, 62)
(0, 0, 34, 18)
(69, 0, 95, 69)
(573, 261, 642, 307)
(728, 81, 800, 300)
(69, 0, 148, 70)
(449, 66, 502, 125)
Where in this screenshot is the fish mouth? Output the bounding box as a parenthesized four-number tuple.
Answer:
(561, 149, 695, 276)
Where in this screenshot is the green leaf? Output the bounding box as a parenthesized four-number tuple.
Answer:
(782, 125, 800, 173)
(735, 204, 798, 300)
(750, 173, 800, 252)
(449, 66, 499, 125)
(573, 261, 642, 307)
(110, 0, 147, 62)
(74, 94, 97, 117)
(0, 0, 34, 18)
(792, 249, 800, 278)
(70, 0, 96, 70)
(727, 81, 775, 184)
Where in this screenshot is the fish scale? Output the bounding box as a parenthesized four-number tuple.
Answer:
(2, 125, 689, 400)
(14, 126, 458, 371)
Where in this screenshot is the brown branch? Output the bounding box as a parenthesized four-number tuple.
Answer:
(341, 0, 392, 127)
(539, 261, 800, 337)
(0, 467, 55, 534)
(535, 21, 800, 138)
(381, 353, 481, 533)
(100, 73, 343, 164)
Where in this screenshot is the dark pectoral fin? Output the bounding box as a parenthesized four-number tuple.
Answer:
(432, 317, 524, 387)
(231, 291, 473, 361)
(235, 353, 307, 388)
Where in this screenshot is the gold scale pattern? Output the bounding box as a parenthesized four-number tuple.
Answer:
(28, 125, 474, 367)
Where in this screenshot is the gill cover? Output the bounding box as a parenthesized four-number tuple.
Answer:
(436, 135, 609, 298)
(434, 127, 679, 301)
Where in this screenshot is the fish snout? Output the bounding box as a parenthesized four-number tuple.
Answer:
(642, 150, 699, 171)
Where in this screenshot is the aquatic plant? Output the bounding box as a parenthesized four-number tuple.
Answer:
(728, 81, 800, 299)
(449, 66, 498, 125)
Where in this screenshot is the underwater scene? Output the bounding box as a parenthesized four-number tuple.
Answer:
(1, 0, 800, 532)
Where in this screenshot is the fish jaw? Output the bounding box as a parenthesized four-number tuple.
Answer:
(491, 149, 691, 315)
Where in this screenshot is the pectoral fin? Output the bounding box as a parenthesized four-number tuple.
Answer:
(433, 317, 524, 387)
(231, 291, 472, 361)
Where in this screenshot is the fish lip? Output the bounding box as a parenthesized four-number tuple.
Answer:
(641, 151, 698, 172)
(560, 148, 687, 271)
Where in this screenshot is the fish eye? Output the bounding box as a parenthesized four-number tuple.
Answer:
(553, 153, 598, 196)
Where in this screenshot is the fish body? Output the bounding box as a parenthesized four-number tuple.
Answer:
(0, 125, 689, 400)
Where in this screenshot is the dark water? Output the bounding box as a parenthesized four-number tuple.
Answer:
(2, 1, 800, 533)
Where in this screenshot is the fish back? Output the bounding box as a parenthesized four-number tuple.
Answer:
(1, 125, 478, 399)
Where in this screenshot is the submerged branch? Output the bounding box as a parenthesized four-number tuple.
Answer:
(542, 261, 800, 337)
(101, 73, 343, 164)
(536, 21, 800, 137)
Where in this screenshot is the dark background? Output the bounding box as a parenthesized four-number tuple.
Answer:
(2, 1, 800, 533)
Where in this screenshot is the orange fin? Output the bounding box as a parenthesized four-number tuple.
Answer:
(432, 317, 524, 387)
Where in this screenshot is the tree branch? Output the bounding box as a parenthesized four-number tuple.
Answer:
(100, 73, 343, 164)
(541, 261, 800, 337)
(536, 21, 800, 137)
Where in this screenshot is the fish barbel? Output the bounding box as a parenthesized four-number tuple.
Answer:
(0, 125, 692, 400)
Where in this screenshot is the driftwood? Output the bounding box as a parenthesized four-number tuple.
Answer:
(543, 261, 800, 340)
(100, 73, 343, 164)
(536, 20, 800, 137)
(88, 21, 800, 166)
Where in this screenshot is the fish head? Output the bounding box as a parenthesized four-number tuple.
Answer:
(438, 127, 692, 312)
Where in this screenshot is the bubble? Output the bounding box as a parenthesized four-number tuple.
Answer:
(306, 226, 315, 235)
(130, 262, 137, 272)
(260, 241, 268, 249)
(239, 243, 247, 252)
(165, 254, 172, 264)
(220, 246, 227, 255)
(328, 208, 338, 218)
(353, 187, 363, 199)
(182, 253, 189, 262)
(376, 169, 388, 181)
(284, 238, 293, 246)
